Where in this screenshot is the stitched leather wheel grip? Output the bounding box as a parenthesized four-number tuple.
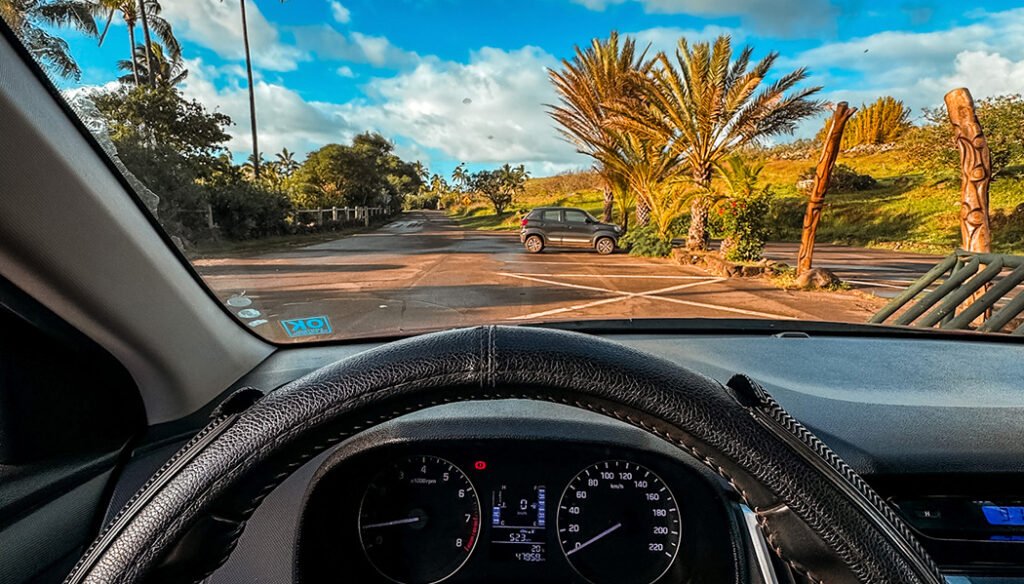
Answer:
(65, 326, 945, 584)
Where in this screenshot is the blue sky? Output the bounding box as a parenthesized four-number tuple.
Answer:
(50, 0, 1024, 178)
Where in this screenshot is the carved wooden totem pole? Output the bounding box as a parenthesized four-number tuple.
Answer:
(945, 88, 992, 253)
(797, 102, 856, 275)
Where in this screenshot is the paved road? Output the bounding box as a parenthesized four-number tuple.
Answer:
(194, 211, 888, 342)
(760, 242, 943, 298)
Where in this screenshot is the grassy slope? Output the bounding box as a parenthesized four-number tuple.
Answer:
(451, 153, 1024, 254)
(449, 173, 609, 230)
(762, 152, 1024, 254)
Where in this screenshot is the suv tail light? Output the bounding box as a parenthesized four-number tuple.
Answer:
(521, 218, 529, 227)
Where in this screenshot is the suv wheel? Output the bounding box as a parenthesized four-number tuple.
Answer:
(595, 237, 614, 255)
(524, 235, 544, 253)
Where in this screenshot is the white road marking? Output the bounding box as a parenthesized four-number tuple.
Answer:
(499, 272, 794, 320)
(647, 296, 798, 319)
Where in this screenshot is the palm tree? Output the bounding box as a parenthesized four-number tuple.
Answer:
(594, 130, 682, 238)
(136, 0, 178, 88)
(1, 0, 100, 80)
(451, 163, 469, 193)
(275, 147, 299, 177)
(610, 35, 822, 250)
(548, 32, 655, 227)
(117, 41, 186, 87)
(242, 152, 264, 181)
(96, 0, 178, 87)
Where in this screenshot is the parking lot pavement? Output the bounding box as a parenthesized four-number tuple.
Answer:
(192, 211, 887, 341)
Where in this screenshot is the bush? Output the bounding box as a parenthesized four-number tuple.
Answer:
(798, 164, 877, 192)
(718, 188, 774, 262)
(620, 224, 673, 257)
(209, 181, 292, 240)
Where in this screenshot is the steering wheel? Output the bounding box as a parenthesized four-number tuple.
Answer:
(64, 326, 944, 584)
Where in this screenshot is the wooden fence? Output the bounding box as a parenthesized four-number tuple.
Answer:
(293, 206, 386, 226)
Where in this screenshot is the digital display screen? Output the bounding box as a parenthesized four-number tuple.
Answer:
(981, 505, 1024, 526)
(490, 484, 547, 563)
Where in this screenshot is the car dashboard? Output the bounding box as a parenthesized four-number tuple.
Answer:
(102, 332, 1024, 584)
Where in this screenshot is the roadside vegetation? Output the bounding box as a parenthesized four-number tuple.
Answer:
(7, 3, 1024, 261)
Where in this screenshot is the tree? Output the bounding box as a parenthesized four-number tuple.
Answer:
(275, 148, 299, 177)
(96, 0, 178, 87)
(611, 34, 822, 250)
(90, 85, 232, 159)
(548, 32, 655, 227)
(117, 41, 187, 87)
(496, 163, 529, 211)
(902, 94, 1024, 176)
(451, 163, 470, 193)
(816, 96, 911, 148)
(289, 133, 422, 211)
(470, 170, 509, 214)
(595, 130, 682, 239)
(1, 0, 100, 80)
(136, 0, 179, 87)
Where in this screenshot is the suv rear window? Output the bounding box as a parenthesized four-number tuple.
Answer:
(541, 210, 562, 222)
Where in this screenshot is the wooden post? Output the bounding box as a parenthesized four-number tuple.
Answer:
(945, 88, 992, 253)
(205, 203, 215, 229)
(345, 207, 351, 221)
(332, 206, 338, 221)
(797, 102, 857, 275)
(317, 207, 324, 224)
(364, 207, 370, 227)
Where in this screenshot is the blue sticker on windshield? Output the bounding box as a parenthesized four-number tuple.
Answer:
(282, 316, 332, 338)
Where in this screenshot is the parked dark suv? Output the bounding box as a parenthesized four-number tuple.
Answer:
(520, 207, 621, 254)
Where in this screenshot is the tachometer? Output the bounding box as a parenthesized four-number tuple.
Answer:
(359, 455, 481, 584)
(557, 460, 681, 584)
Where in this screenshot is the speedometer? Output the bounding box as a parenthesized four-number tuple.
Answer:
(557, 460, 681, 584)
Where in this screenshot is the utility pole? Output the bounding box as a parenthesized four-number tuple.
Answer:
(239, 0, 259, 179)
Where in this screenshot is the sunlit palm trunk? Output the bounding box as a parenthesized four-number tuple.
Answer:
(635, 195, 650, 226)
(686, 168, 712, 251)
(602, 187, 613, 223)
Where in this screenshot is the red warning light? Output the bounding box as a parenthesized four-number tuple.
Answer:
(474, 460, 487, 470)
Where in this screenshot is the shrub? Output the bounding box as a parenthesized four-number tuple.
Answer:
(718, 188, 774, 262)
(619, 224, 673, 257)
(208, 181, 292, 240)
(798, 164, 877, 192)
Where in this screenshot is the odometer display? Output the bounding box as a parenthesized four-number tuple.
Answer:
(359, 455, 481, 584)
(558, 461, 681, 584)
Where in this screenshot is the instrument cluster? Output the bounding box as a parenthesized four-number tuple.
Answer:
(298, 440, 740, 584)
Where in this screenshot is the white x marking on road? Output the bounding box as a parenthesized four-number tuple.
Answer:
(498, 272, 797, 321)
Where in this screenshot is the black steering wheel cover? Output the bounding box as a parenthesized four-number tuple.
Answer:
(65, 326, 944, 584)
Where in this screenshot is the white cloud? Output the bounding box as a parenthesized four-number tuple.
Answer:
(178, 47, 587, 175)
(572, 0, 837, 37)
(336, 65, 356, 78)
(785, 7, 1024, 122)
(345, 46, 584, 172)
(292, 25, 420, 67)
(330, 1, 351, 24)
(179, 59, 357, 159)
(160, 0, 306, 71)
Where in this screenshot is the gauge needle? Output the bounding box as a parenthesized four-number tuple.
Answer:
(566, 522, 622, 556)
(362, 517, 424, 529)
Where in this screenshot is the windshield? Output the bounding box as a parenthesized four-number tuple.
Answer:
(5, 0, 1024, 342)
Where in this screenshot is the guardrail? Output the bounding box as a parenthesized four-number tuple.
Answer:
(868, 250, 1024, 334)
